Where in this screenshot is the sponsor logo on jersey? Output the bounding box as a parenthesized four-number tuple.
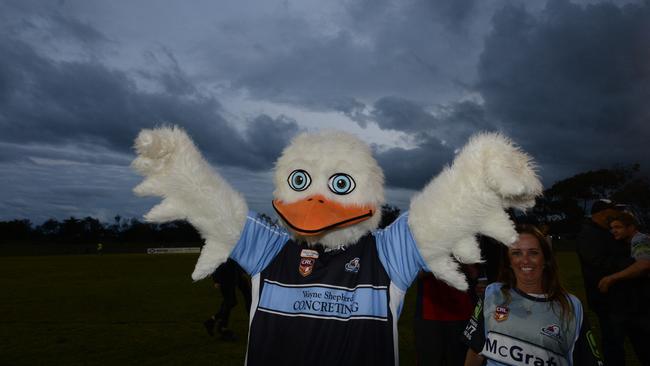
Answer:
(300, 249, 319, 258)
(345, 257, 360, 273)
(541, 324, 562, 341)
(258, 280, 389, 321)
(483, 331, 568, 366)
(494, 305, 509, 322)
(299, 249, 319, 277)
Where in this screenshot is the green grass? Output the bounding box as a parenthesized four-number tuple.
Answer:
(0, 251, 639, 365)
(0, 254, 247, 366)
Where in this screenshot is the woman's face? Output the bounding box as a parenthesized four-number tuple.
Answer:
(508, 233, 545, 290)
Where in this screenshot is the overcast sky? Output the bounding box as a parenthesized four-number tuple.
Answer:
(1, 0, 648, 224)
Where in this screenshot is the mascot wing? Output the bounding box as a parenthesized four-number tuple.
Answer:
(409, 132, 543, 290)
(131, 126, 248, 280)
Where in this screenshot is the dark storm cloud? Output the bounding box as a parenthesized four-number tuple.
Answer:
(0, 156, 158, 223)
(370, 0, 650, 187)
(368, 97, 495, 188)
(433, 100, 496, 145)
(1, 0, 110, 56)
(371, 96, 494, 141)
(245, 114, 301, 166)
(346, 0, 478, 33)
(372, 97, 437, 133)
(0, 3, 304, 221)
(475, 0, 650, 182)
(44, 11, 110, 48)
(0, 142, 132, 166)
(138, 47, 197, 96)
(375, 137, 455, 190)
(203, 0, 488, 108)
(428, 0, 479, 32)
(0, 13, 300, 172)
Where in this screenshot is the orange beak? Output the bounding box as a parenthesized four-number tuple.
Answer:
(272, 194, 374, 236)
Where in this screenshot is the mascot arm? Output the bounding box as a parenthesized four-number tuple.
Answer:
(131, 126, 248, 280)
(408, 133, 542, 290)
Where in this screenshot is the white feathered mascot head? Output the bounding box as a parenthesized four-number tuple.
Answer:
(272, 130, 385, 249)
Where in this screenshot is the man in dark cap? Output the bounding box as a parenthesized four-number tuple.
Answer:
(577, 199, 640, 365)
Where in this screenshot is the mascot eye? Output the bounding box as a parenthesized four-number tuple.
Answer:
(288, 170, 311, 191)
(328, 173, 356, 195)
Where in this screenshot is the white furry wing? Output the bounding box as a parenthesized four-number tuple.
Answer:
(408, 132, 542, 290)
(131, 126, 248, 280)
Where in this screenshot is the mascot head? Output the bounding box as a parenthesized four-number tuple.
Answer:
(272, 130, 385, 248)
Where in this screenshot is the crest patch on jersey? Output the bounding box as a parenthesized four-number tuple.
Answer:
(541, 324, 562, 341)
(494, 305, 509, 322)
(345, 257, 360, 273)
(299, 249, 319, 277)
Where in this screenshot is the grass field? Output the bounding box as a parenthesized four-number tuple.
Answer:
(0, 249, 640, 365)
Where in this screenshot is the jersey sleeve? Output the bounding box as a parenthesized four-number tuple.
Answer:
(373, 213, 429, 291)
(229, 212, 291, 276)
(572, 311, 604, 366)
(462, 295, 485, 353)
(632, 234, 650, 260)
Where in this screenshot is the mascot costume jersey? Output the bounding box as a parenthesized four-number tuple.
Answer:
(132, 127, 542, 365)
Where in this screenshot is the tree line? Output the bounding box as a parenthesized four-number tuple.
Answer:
(1, 165, 648, 245)
(536, 164, 650, 235)
(0, 216, 202, 245)
(0, 205, 403, 245)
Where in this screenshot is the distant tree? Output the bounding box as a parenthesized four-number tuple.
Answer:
(542, 164, 649, 235)
(545, 168, 627, 212)
(59, 217, 82, 243)
(611, 177, 650, 209)
(121, 218, 157, 243)
(36, 219, 61, 240)
(80, 216, 105, 242)
(157, 220, 202, 243)
(0, 219, 33, 242)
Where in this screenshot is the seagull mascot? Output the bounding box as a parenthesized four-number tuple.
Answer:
(132, 127, 542, 365)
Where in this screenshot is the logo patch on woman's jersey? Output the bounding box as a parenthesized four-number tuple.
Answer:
(541, 324, 562, 341)
(494, 305, 509, 322)
(299, 249, 319, 277)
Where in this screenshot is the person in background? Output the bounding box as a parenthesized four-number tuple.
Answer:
(415, 265, 478, 366)
(203, 258, 251, 340)
(576, 199, 637, 365)
(463, 224, 602, 366)
(599, 211, 650, 292)
(596, 211, 650, 365)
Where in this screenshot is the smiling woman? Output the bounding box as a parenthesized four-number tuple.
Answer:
(507, 232, 545, 294)
(462, 225, 604, 366)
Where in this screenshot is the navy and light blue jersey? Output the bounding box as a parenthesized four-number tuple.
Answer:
(230, 212, 428, 366)
(463, 283, 603, 366)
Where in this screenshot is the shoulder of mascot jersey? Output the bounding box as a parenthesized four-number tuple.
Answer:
(230, 211, 291, 275)
(372, 212, 430, 291)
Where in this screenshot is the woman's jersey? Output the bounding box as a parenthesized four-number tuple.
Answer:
(463, 283, 603, 366)
(230, 212, 427, 366)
